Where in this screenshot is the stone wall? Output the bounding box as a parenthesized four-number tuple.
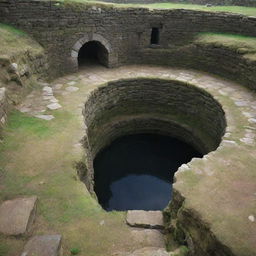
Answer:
(0, 0, 256, 89)
(82, 77, 226, 192)
(136, 43, 256, 90)
(0, 30, 49, 134)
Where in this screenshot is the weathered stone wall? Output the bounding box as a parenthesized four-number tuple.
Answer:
(136, 43, 256, 90)
(82, 77, 226, 192)
(0, 33, 49, 134)
(0, 0, 256, 88)
(100, 0, 256, 7)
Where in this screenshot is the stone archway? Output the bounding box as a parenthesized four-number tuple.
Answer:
(71, 33, 116, 70)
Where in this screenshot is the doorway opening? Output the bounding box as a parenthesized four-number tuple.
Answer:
(78, 40, 109, 67)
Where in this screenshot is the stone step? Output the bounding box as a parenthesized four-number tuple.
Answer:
(0, 196, 37, 236)
(21, 235, 62, 256)
(126, 210, 164, 229)
(130, 228, 165, 248)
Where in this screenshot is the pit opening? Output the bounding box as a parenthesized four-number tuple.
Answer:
(78, 40, 109, 67)
(94, 133, 202, 211)
(81, 78, 226, 211)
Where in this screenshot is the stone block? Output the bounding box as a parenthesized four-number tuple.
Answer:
(0, 196, 37, 236)
(126, 210, 164, 229)
(21, 235, 62, 256)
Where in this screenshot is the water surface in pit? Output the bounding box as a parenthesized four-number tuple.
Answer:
(94, 134, 202, 211)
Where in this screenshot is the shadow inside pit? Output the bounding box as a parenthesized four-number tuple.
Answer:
(94, 134, 202, 211)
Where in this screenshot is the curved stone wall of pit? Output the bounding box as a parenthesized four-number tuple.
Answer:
(1, 0, 256, 89)
(82, 78, 226, 192)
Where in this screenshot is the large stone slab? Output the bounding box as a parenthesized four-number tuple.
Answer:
(130, 229, 165, 248)
(126, 210, 164, 229)
(21, 235, 62, 256)
(127, 247, 169, 256)
(0, 196, 37, 236)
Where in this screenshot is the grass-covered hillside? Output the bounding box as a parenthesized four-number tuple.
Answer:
(58, 0, 256, 16)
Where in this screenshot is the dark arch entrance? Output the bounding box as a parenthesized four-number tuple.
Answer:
(78, 41, 109, 67)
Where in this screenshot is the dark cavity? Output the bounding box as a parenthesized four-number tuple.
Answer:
(94, 134, 202, 211)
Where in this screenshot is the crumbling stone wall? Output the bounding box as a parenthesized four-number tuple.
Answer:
(0, 0, 256, 87)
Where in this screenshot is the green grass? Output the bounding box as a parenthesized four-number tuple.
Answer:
(58, 0, 256, 16)
(195, 32, 256, 60)
(0, 23, 43, 57)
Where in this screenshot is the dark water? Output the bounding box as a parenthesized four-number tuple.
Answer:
(94, 134, 202, 211)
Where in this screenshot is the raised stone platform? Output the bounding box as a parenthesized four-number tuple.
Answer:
(0, 196, 37, 236)
(126, 211, 164, 230)
(21, 235, 62, 256)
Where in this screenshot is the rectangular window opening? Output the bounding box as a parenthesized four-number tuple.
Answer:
(150, 27, 160, 45)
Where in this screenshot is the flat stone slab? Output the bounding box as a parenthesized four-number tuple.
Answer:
(65, 86, 79, 92)
(21, 235, 62, 256)
(0, 196, 37, 236)
(47, 103, 62, 110)
(126, 210, 164, 229)
(127, 247, 169, 256)
(130, 229, 165, 248)
(35, 115, 54, 121)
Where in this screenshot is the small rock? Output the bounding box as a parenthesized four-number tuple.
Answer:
(234, 101, 248, 107)
(35, 115, 54, 121)
(249, 118, 256, 124)
(10, 63, 18, 72)
(67, 81, 76, 86)
(178, 164, 190, 172)
(42, 86, 53, 96)
(126, 210, 164, 229)
(21, 235, 62, 256)
(248, 215, 255, 222)
(1, 116, 5, 124)
(52, 84, 63, 90)
(65, 86, 79, 92)
(47, 103, 62, 110)
(100, 220, 105, 226)
(0, 196, 37, 236)
(240, 138, 254, 145)
(49, 97, 59, 103)
(19, 107, 31, 113)
(222, 140, 237, 146)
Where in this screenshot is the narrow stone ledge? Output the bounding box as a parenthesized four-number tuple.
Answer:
(126, 210, 164, 229)
(0, 196, 37, 236)
(21, 235, 62, 256)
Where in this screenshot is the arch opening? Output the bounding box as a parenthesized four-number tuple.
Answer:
(78, 40, 109, 67)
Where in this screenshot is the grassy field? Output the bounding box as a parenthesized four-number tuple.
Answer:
(0, 23, 43, 57)
(59, 0, 256, 16)
(195, 32, 256, 60)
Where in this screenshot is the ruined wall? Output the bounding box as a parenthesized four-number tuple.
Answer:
(0, 0, 256, 89)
